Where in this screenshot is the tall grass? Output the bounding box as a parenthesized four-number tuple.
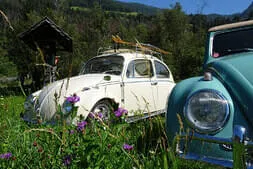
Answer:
(0, 95, 226, 168)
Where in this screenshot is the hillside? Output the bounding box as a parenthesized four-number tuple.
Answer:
(70, 0, 253, 20)
(69, 0, 162, 15)
(241, 2, 253, 18)
(201, 2, 253, 22)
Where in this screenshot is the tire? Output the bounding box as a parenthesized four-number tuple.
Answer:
(91, 100, 113, 120)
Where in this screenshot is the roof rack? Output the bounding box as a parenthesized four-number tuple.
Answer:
(97, 47, 135, 55)
(112, 35, 169, 55)
(96, 36, 169, 61)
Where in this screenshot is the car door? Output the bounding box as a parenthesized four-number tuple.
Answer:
(152, 60, 175, 111)
(123, 59, 156, 116)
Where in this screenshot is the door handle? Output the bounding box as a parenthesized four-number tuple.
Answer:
(151, 81, 158, 85)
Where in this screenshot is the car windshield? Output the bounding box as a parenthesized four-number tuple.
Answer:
(212, 28, 253, 57)
(80, 55, 124, 75)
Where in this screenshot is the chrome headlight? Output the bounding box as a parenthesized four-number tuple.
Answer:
(184, 89, 230, 133)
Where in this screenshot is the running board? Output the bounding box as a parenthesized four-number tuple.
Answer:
(125, 109, 165, 123)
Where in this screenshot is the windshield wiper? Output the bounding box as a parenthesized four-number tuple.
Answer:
(222, 48, 253, 55)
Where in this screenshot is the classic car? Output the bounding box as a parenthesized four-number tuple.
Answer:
(166, 20, 253, 168)
(22, 48, 175, 124)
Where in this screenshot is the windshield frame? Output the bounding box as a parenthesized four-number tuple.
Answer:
(80, 54, 124, 76)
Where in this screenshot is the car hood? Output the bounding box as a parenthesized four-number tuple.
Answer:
(37, 74, 120, 121)
(209, 53, 253, 124)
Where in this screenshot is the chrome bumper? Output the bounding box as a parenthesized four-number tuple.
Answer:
(175, 125, 253, 169)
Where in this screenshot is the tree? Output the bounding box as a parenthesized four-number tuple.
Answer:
(157, 2, 204, 81)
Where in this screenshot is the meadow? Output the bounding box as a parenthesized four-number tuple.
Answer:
(0, 95, 226, 169)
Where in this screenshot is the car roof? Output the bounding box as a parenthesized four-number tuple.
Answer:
(208, 20, 253, 32)
(96, 49, 161, 62)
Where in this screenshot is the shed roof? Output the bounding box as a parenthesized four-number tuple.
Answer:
(19, 17, 72, 52)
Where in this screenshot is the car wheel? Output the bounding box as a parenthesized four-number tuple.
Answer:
(91, 100, 113, 120)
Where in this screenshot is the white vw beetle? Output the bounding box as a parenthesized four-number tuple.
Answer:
(23, 49, 175, 123)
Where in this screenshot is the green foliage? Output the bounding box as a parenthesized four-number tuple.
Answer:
(0, 29, 17, 78)
(154, 3, 205, 81)
(70, 0, 161, 16)
(0, 55, 17, 78)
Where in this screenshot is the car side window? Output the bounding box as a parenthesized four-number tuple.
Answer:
(126, 60, 153, 78)
(154, 61, 170, 78)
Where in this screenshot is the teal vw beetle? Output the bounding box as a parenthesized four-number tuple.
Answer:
(166, 20, 253, 168)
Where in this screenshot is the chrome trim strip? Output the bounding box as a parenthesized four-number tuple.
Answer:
(124, 80, 154, 84)
(124, 79, 174, 84)
(126, 109, 165, 123)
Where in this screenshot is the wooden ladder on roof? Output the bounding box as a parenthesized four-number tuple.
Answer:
(112, 35, 170, 55)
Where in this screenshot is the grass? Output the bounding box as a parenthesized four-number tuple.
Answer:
(0, 95, 225, 168)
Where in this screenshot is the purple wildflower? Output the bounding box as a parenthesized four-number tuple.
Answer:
(69, 130, 75, 135)
(114, 107, 128, 117)
(63, 155, 72, 166)
(66, 93, 80, 104)
(123, 143, 133, 151)
(77, 121, 88, 132)
(0, 152, 12, 159)
(98, 112, 103, 119)
(88, 112, 103, 119)
(88, 112, 95, 119)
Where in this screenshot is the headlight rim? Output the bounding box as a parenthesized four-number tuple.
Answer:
(184, 89, 230, 134)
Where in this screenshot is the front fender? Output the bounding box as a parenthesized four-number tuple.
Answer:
(166, 76, 234, 142)
(75, 84, 121, 118)
(74, 87, 106, 118)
